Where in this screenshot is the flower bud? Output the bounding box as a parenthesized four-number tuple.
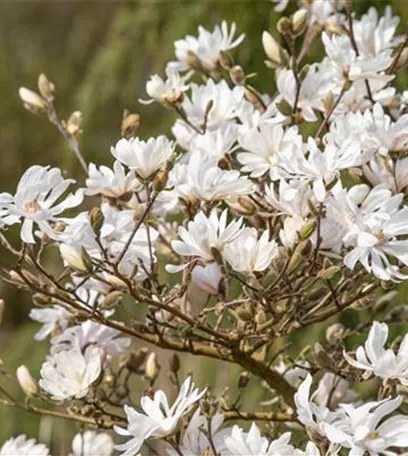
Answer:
(318, 265, 340, 280)
(66, 111, 82, 137)
(16, 366, 38, 397)
(395, 47, 408, 70)
(291, 9, 308, 35)
(18, 87, 47, 114)
(153, 169, 169, 193)
(277, 17, 291, 35)
(314, 343, 333, 370)
(262, 31, 283, 65)
(170, 354, 180, 374)
(186, 50, 204, 72)
(37, 74, 55, 102)
(145, 352, 160, 383)
(121, 111, 140, 139)
(229, 65, 246, 85)
(59, 244, 90, 273)
(127, 348, 149, 373)
(300, 219, 317, 240)
(219, 50, 234, 70)
(90, 207, 104, 235)
(277, 99, 293, 116)
(326, 323, 345, 343)
(238, 371, 250, 389)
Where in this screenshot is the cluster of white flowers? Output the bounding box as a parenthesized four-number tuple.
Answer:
(2, 0, 408, 454)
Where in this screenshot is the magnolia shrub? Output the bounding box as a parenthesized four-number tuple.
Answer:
(2, 0, 408, 455)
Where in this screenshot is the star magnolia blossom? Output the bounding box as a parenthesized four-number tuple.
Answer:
(112, 135, 175, 180)
(29, 305, 72, 341)
(167, 21, 245, 73)
(344, 321, 408, 385)
(325, 184, 408, 280)
(223, 228, 278, 274)
(39, 347, 103, 401)
(324, 396, 408, 455)
(167, 209, 243, 270)
(70, 431, 114, 456)
(85, 161, 140, 200)
(50, 320, 131, 360)
(224, 424, 294, 456)
(114, 376, 206, 456)
(0, 165, 83, 243)
(0, 435, 50, 456)
(141, 68, 190, 105)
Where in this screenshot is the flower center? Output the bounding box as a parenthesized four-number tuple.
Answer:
(24, 200, 41, 214)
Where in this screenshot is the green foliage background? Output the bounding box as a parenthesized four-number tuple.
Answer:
(0, 0, 407, 453)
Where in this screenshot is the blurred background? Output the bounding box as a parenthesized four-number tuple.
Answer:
(0, 0, 407, 453)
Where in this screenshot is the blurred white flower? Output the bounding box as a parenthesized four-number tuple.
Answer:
(191, 262, 223, 295)
(324, 396, 408, 455)
(0, 165, 83, 243)
(344, 321, 408, 385)
(40, 347, 103, 400)
(51, 320, 131, 360)
(85, 161, 140, 200)
(29, 305, 72, 341)
(114, 376, 206, 456)
(71, 431, 114, 456)
(224, 423, 294, 456)
(140, 69, 190, 105)
(167, 21, 245, 72)
(223, 228, 278, 274)
(112, 136, 175, 179)
(0, 435, 49, 456)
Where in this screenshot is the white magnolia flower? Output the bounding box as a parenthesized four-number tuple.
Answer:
(353, 6, 400, 57)
(183, 150, 256, 202)
(326, 184, 408, 280)
(322, 32, 394, 85)
(191, 123, 239, 159)
(29, 305, 72, 341)
(344, 321, 408, 385)
(295, 374, 341, 438)
(224, 423, 294, 456)
(0, 165, 83, 243)
(114, 376, 206, 456)
(167, 21, 245, 73)
(141, 68, 190, 105)
(167, 409, 231, 456)
(363, 155, 408, 194)
(324, 396, 408, 455)
(0, 435, 49, 456)
(276, 66, 331, 122)
(237, 124, 302, 179)
(71, 431, 114, 456)
(314, 373, 358, 409)
(191, 262, 223, 295)
(168, 209, 243, 270)
(223, 228, 278, 274)
(181, 79, 245, 131)
(85, 161, 140, 199)
(50, 320, 131, 360)
(112, 136, 175, 179)
(277, 137, 362, 201)
(39, 347, 103, 400)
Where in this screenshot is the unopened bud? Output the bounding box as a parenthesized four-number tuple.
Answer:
(121, 111, 140, 139)
(326, 323, 345, 343)
(16, 366, 38, 397)
(101, 291, 123, 309)
(90, 207, 104, 235)
(145, 352, 160, 383)
(318, 265, 340, 280)
(238, 371, 250, 389)
(38, 74, 55, 102)
(395, 47, 408, 71)
(229, 65, 245, 85)
(298, 64, 310, 82)
(18, 87, 47, 114)
(277, 99, 293, 116)
(59, 244, 90, 273)
(170, 354, 180, 374)
(153, 169, 169, 193)
(291, 9, 308, 35)
(323, 91, 335, 113)
(219, 50, 234, 70)
(314, 343, 333, 370)
(277, 17, 291, 35)
(127, 348, 149, 373)
(299, 219, 317, 240)
(186, 50, 203, 72)
(66, 111, 82, 137)
(262, 31, 284, 65)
